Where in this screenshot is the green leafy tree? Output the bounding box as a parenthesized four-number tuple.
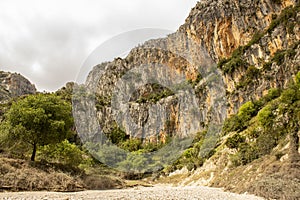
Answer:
(4, 93, 73, 161)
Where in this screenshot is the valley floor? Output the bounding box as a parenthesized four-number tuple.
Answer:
(0, 185, 264, 200)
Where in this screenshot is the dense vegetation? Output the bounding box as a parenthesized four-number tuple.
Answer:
(224, 72, 300, 166)
(2, 94, 73, 161)
(0, 91, 125, 191)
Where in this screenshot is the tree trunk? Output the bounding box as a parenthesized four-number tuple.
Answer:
(31, 143, 37, 161)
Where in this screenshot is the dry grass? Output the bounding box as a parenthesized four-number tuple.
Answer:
(156, 173, 189, 185)
(83, 174, 125, 190)
(0, 156, 84, 192)
(247, 161, 300, 200)
(0, 156, 125, 192)
(209, 154, 300, 200)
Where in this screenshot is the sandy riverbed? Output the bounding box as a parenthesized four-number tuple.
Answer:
(0, 185, 264, 200)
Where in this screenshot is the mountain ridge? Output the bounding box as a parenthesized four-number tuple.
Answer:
(0, 71, 36, 103)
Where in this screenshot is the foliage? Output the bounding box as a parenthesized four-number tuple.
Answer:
(120, 139, 142, 152)
(37, 140, 91, 166)
(257, 104, 274, 128)
(135, 85, 175, 104)
(55, 82, 74, 102)
(223, 101, 258, 134)
(107, 122, 127, 145)
(296, 71, 300, 86)
(267, 3, 299, 34)
(225, 134, 246, 149)
(230, 143, 258, 166)
(222, 57, 248, 74)
(223, 87, 283, 136)
(246, 32, 264, 47)
(3, 93, 73, 161)
(272, 50, 286, 65)
(226, 71, 300, 166)
(236, 66, 260, 89)
(167, 131, 216, 172)
(217, 2, 299, 75)
(95, 144, 127, 167)
(222, 115, 244, 134)
(280, 87, 300, 104)
(117, 151, 149, 173)
(95, 95, 111, 110)
(260, 88, 281, 105)
(188, 73, 203, 88)
(142, 141, 165, 152)
(238, 101, 256, 121)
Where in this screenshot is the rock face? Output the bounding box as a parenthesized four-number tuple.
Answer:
(0, 71, 36, 103)
(182, 0, 295, 60)
(83, 0, 299, 144)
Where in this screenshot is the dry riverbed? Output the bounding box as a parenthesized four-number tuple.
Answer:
(0, 185, 264, 200)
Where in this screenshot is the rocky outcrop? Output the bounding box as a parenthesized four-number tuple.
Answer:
(0, 71, 36, 103)
(82, 0, 299, 144)
(182, 0, 296, 60)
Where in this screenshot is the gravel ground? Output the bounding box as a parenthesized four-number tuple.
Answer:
(0, 185, 264, 200)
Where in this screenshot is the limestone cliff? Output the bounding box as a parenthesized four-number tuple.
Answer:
(78, 0, 300, 198)
(84, 0, 299, 144)
(0, 71, 36, 103)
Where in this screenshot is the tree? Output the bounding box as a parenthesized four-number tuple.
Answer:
(4, 93, 73, 161)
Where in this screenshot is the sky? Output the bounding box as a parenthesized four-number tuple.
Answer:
(0, 0, 199, 91)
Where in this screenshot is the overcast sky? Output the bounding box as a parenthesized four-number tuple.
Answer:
(0, 0, 199, 91)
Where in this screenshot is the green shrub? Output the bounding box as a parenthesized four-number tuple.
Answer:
(38, 140, 88, 166)
(120, 139, 142, 152)
(248, 128, 260, 139)
(272, 50, 285, 65)
(238, 101, 256, 120)
(108, 123, 127, 145)
(238, 143, 259, 165)
(280, 88, 299, 104)
(223, 57, 248, 74)
(96, 144, 127, 167)
(257, 104, 274, 128)
(4, 93, 73, 161)
(225, 134, 246, 149)
(117, 152, 149, 173)
(264, 88, 281, 102)
(296, 72, 300, 87)
(267, 5, 298, 33)
(223, 115, 244, 134)
(142, 141, 165, 152)
(247, 32, 264, 47)
(95, 95, 111, 109)
(236, 66, 260, 89)
(217, 58, 229, 69)
(223, 101, 259, 135)
(263, 62, 272, 71)
(255, 131, 277, 156)
(231, 143, 259, 166)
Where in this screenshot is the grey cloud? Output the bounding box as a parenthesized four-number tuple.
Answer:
(0, 0, 198, 91)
